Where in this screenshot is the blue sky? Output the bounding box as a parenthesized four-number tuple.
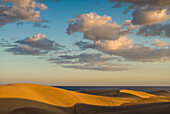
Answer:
(0, 0, 170, 86)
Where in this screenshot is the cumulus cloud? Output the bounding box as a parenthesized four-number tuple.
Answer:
(132, 7, 170, 25)
(48, 53, 129, 71)
(94, 36, 134, 50)
(67, 12, 170, 62)
(1, 0, 36, 8)
(0, 0, 48, 26)
(67, 12, 134, 41)
(76, 40, 170, 62)
(136, 24, 170, 38)
(110, 0, 170, 25)
(15, 34, 63, 50)
(4, 34, 64, 55)
(152, 39, 170, 47)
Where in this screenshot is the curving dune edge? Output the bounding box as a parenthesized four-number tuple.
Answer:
(0, 83, 170, 114)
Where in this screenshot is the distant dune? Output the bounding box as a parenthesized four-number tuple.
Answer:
(79, 90, 140, 98)
(0, 83, 170, 114)
(120, 89, 157, 98)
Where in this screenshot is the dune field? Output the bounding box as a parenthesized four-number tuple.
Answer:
(0, 83, 170, 114)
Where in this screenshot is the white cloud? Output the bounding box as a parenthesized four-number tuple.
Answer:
(0, 0, 48, 26)
(67, 12, 134, 40)
(67, 12, 113, 34)
(110, 0, 170, 25)
(16, 34, 63, 50)
(110, 0, 170, 7)
(94, 36, 134, 50)
(1, 0, 36, 8)
(26, 34, 47, 41)
(76, 40, 170, 62)
(4, 34, 64, 56)
(67, 12, 170, 62)
(132, 7, 170, 25)
(37, 3, 48, 10)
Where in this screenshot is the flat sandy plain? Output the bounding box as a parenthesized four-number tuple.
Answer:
(0, 83, 170, 114)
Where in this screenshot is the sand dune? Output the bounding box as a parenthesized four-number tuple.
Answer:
(0, 83, 169, 107)
(0, 83, 136, 107)
(0, 83, 170, 114)
(1, 98, 170, 114)
(79, 90, 140, 98)
(150, 90, 170, 96)
(0, 98, 72, 114)
(120, 89, 157, 98)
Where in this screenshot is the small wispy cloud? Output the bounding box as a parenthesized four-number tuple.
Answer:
(48, 53, 130, 71)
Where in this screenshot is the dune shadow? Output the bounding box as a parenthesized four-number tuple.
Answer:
(1, 98, 170, 114)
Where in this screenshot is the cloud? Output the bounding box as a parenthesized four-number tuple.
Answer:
(33, 22, 49, 28)
(15, 34, 63, 50)
(67, 12, 134, 40)
(0, 0, 48, 26)
(136, 24, 170, 38)
(37, 3, 48, 10)
(62, 64, 129, 71)
(59, 53, 117, 63)
(49, 53, 129, 71)
(75, 36, 134, 52)
(132, 7, 170, 25)
(110, 0, 170, 7)
(75, 39, 170, 62)
(1, 0, 36, 8)
(1, 0, 48, 10)
(110, 0, 170, 25)
(35, 0, 59, 2)
(4, 34, 64, 56)
(67, 12, 170, 62)
(152, 39, 170, 47)
(5, 44, 43, 55)
(94, 36, 134, 50)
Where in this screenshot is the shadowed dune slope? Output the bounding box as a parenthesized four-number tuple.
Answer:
(0, 98, 170, 114)
(0, 98, 73, 114)
(0, 83, 169, 108)
(150, 90, 170, 96)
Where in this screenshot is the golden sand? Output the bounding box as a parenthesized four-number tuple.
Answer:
(0, 83, 169, 107)
(120, 89, 157, 98)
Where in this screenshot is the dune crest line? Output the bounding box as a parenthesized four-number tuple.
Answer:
(0, 83, 169, 107)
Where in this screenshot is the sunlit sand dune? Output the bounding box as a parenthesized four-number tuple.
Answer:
(120, 89, 157, 98)
(0, 83, 170, 114)
(1, 98, 170, 114)
(79, 90, 140, 98)
(0, 84, 170, 114)
(0, 83, 169, 107)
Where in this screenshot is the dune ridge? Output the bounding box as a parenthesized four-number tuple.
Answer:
(120, 89, 157, 98)
(0, 83, 169, 108)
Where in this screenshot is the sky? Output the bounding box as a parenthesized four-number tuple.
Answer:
(0, 0, 170, 86)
